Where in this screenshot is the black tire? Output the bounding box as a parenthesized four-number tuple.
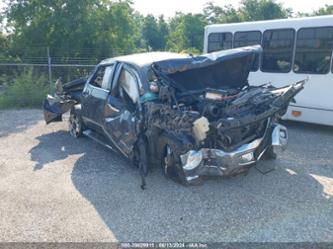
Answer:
(69, 107, 84, 138)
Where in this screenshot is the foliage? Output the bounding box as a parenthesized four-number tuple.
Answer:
(203, 0, 291, 24)
(0, 33, 9, 58)
(203, 2, 241, 24)
(141, 15, 169, 51)
(0, 68, 48, 108)
(4, 0, 136, 61)
(1, 0, 328, 58)
(97, 0, 138, 56)
(239, 0, 292, 21)
(296, 4, 333, 17)
(142, 14, 160, 51)
(167, 13, 207, 52)
(312, 5, 333, 16)
(157, 15, 169, 50)
(0, 0, 331, 108)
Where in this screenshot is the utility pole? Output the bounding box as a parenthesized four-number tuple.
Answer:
(47, 47, 52, 92)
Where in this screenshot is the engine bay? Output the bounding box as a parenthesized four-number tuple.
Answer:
(144, 80, 304, 152)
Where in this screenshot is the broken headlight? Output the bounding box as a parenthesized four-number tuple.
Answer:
(182, 150, 203, 171)
(240, 152, 255, 165)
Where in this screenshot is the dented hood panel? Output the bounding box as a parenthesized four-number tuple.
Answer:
(153, 45, 262, 91)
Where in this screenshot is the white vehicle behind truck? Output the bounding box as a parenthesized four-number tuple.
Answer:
(204, 15, 333, 126)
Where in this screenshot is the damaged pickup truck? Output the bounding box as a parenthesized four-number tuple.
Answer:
(43, 46, 305, 188)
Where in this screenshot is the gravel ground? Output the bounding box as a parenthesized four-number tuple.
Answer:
(0, 109, 333, 242)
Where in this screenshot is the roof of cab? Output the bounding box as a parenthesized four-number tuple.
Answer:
(100, 52, 189, 68)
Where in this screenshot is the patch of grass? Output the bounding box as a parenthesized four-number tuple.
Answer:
(0, 69, 48, 109)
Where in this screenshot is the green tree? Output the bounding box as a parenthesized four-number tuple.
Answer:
(203, 2, 241, 24)
(203, 0, 292, 24)
(157, 15, 169, 50)
(142, 14, 160, 51)
(239, 0, 292, 21)
(94, 0, 137, 57)
(4, 0, 137, 61)
(0, 33, 10, 86)
(0, 33, 8, 57)
(131, 12, 146, 52)
(313, 5, 333, 16)
(5, 0, 95, 59)
(167, 13, 207, 53)
(142, 14, 169, 51)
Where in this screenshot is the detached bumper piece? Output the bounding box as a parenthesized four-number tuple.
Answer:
(180, 124, 288, 183)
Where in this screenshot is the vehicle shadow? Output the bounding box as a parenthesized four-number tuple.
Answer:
(29, 123, 333, 241)
(29, 130, 91, 171)
(0, 109, 42, 137)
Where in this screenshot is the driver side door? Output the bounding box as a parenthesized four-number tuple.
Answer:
(102, 64, 142, 157)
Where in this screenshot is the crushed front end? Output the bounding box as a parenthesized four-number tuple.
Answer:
(180, 122, 288, 183)
(144, 46, 305, 184)
(146, 81, 304, 184)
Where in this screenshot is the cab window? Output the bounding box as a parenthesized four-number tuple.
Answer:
(90, 65, 114, 90)
(112, 68, 140, 111)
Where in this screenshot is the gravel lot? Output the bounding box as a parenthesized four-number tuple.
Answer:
(0, 109, 333, 242)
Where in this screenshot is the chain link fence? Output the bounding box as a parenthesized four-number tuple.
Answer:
(0, 47, 132, 107)
(0, 46, 127, 90)
(0, 64, 96, 98)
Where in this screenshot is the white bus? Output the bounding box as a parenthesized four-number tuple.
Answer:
(204, 15, 333, 126)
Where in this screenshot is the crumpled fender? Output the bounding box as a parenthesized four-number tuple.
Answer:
(43, 95, 76, 124)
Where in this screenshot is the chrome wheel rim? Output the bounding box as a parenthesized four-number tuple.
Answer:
(69, 114, 81, 137)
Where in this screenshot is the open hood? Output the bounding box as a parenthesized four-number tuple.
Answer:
(152, 45, 262, 91)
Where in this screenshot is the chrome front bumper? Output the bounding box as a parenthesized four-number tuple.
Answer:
(180, 124, 288, 182)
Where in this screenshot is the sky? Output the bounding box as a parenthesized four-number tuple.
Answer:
(133, 0, 333, 17)
(0, 0, 332, 21)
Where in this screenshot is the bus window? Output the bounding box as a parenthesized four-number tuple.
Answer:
(208, 32, 232, 53)
(234, 31, 262, 71)
(294, 27, 333, 74)
(234, 31, 262, 47)
(261, 29, 295, 73)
